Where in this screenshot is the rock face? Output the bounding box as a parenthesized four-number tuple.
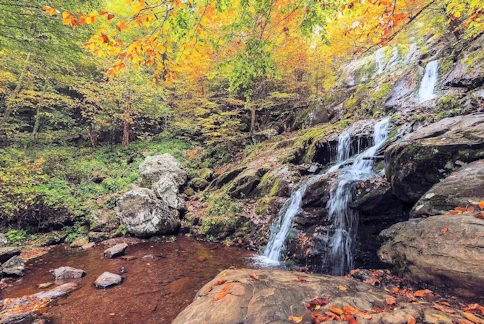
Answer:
(0, 247, 21, 263)
(385, 113, 484, 203)
(52, 266, 85, 280)
(1, 282, 80, 323)
(173, 269, 428, 324)
(117, 154, 186, 237)
(411, 160, 484, 218)
(1, 255, 25, 277)
(104, 243, 128, 258)
(378, 214, 484, 297)
(94, 272, 123, 288)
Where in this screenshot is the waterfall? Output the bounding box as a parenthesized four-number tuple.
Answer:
(324, 118, 390, 275)
(375, 48, 386, 75)
(388, 47, 399, 67)
(257, 118, 391, 270)
(418, 60, 439, 102)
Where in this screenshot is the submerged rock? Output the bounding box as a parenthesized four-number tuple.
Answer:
(0, 247, 21, 263)
(411, 160, 484, 218)
(104, 243, 128, 259)
(1, 256, 25, 277)
(379, 214, 484, 297)
(385, 113, 484, 203)
(174, 269, 427, 324)
(0, 282, 80, 323)
(94, 272, 123, 288)
(52, 266, 85, 280)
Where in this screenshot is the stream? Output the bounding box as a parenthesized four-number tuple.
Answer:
(0, 237, 256, 323)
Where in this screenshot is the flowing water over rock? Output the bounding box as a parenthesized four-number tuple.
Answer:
(259, 119, 391, 274)
(375, 48, 386, 75)
(0, 237, 255, 323)
(418, 60, 439, 102)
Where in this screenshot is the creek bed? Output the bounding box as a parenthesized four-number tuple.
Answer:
(0, 237, 256, 323)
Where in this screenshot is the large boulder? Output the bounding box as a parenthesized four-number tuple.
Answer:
(117, 188, 180, 237)
(1, 255, 25, 277)
(174, 269, 435, 324)
(0, 247, 21, 263)
(138, 154, 187, 188)
(411, 160, 484, 218)
(52, 266, 85, 280)
(378, 214, 484, 297)
(385, 113, 484, 203)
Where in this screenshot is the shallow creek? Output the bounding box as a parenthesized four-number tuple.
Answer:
(1, 237, 256, 323)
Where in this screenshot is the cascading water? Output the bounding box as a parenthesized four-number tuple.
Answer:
(375, 48, 386, 75)
(324, 118, 391, 275)
(418, 60, 439, 102)
(258, 119, 390, 269)
(388, 46, 399, 67)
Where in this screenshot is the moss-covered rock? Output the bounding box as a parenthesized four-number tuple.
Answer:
(226, 167, 269, 199)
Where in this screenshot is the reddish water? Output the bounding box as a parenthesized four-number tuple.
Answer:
(1, 237, 256, 323)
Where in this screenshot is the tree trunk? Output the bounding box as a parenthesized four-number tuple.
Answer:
(122, 117, 130, 148)
(250, 104, 256, 144)
(31, 78, 48, 143)
(122, 85, 131, 147)
(87, 125, 97, 148)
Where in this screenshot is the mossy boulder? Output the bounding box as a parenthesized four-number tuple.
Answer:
(385, 113, 484, 203)
(211, 167, 246, 189)
(226, 167, 269, 199)
(189, 177, 209, 190)
(33, 231, 68, 247)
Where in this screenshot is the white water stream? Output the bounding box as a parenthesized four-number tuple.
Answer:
(257, 118, 391, 273)
(418, 60, 439, 102)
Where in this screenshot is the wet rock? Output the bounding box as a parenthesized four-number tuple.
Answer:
(379, 214, 484, 297)
(88, 231, 111, 242)
(2, 256, 25, 277)
(385, 113, 484, 203)
(104, 243, 128, 259)
(227, 167, 269, 199)
(0, 234, 8, 247)
(301, 175, 334, 208)
(52, 266, 85, 280)
(94, 272, 123, 288)
(82, 242, 95, 250)
(37, 282, 54, 289)
(0, 282, 80, 323)
(70, 236, 89, 248)
(117, 188, 180, 237)
(173, 269, 426, 324)
(411, 160, 484, 218)
(350, 179, 405, 216)
(0, 247, 21, 263)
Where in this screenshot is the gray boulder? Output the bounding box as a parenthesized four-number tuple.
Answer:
(104, 243, 128, 258)
(0, 247, 21, 263)
(0, 233, 8, 247)
(52, 266, 85, 280)
(2, 255, 25, 277)
(152, 174, 184, 209)
(94, 272, 123, 289)
(411, 160, 484, 218)
(379, 214, 484, 297)
(385, 113, 484, 203)
(117, 188, 180, 237)
(139, 154, 187, 188)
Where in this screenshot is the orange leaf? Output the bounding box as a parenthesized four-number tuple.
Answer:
(214, 279, 227, 286)
(386, 297, 396, 305)
(463, 312, 484, 324)
(479, 201, 484, 209)
(288, 316, 303, 323)
(343, 306, 372, 320)
(414, 289, 431, 297)
(213, 291, 229, 301)
(407, 316, 416, 324)
(441, 226, 449, 233)
(42, 6, 59, 15)
(338, 285, 347, 291)
(297, 277, 307, 281)
(329, 306, 343, 315)
(312, 313, 332, 323)
(467, 206, 475, 213)
(250, 273, 259, 280)
(204, 287, 212, 295)
(345, 314, 358, 324)
(432, 303, 455, 313)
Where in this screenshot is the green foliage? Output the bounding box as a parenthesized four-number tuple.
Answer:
(5, 229, 36, 246)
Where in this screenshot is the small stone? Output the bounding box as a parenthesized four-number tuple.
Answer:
(119, 267, 127, 274)
(53, 266, 85, 280)
(142, 254, 154, 259)
(94, 272, 123, 288)
(38, 282, 54, 289)
(0, 247, 21, 263)
(104, 243, 128, 259)
(82, 242, 95, 250)
(2, 255, 25, 277)
(70, 236, 89, 248)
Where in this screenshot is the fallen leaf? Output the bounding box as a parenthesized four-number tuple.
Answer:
(438, 301, 451, 307)
(441, 226, 449, 233)
(463, 312, 484, 324)
(392, 287, 399, 293)
(475, 212, 484, 219)
(213, 291, 229, 301)
(297, 276, 307, 281)
(467, 206, 475, 213)
(250, 273, 259, 280)
(329, 306, 343, 315)
(479, 201, 484, 209)
(432, 303, 455, 313)
(343, 306, 372, 320)
(204, 287, 212, 295)
(386, 297, 397, 306)
(414, 289, 431, 297)
(407, 316, 416, 324)
(310, 297, 332, 306)
(338, 285, 347, 291)
(345, 314, 358, 324)
(312, 313, 333, 323)
(214, 279, 227, 286)
(288, 315, 303, 323)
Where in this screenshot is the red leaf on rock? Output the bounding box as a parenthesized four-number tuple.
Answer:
(345, 314, 358, 324)
(432, 303, 455, 313)
(250, 273, 259, 280)
(407, 316, 416, 324)
(329, 306, 343, 315)
(386, 297, 397, 305)
(214, 279, 227, 286)
(414, 289, 431, 297)
(297, 277, 307, 281)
